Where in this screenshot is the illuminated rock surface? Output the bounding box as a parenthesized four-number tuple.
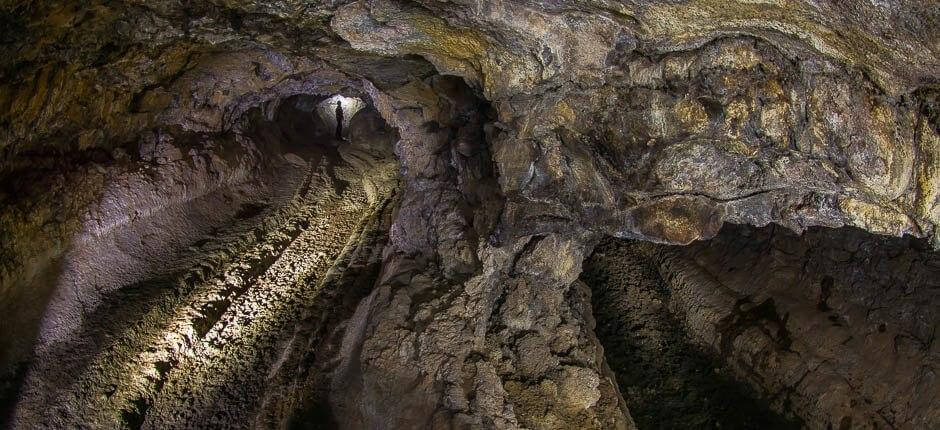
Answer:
(0, 1, 937, 429)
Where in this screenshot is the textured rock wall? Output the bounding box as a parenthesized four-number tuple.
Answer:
(491, 37, 940, 245)
(664, 225, 940, 429)
(5, 93, 402, 428)
(583, 238, 799, 429)
(0, 34, 412, 381)
(0, 127, 283, 379)
(585, 225, 939, 429)
(333, 0, 940, 246)
(314, 75, 630, 429)
(2, 0, 937, 259)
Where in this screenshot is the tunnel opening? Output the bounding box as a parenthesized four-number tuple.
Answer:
(315, 94, 367, 141)
(2, 89, 401, 428)
(582, 224, 940, 429)
(273, 74, 505, 430)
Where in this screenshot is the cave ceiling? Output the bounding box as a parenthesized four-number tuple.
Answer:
(2, 0, 938, 244)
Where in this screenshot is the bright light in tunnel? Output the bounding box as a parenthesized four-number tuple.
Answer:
(317, 95, 366, 132)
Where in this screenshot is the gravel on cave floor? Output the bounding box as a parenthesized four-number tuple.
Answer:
(11, 147, 397, 429)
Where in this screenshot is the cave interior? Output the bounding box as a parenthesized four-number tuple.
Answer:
(0, 1, 938, 429)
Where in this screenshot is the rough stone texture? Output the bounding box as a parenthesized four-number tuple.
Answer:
(0, 125, 284, 388)
(0, 0, 939, 428)
(318, 75, 631, 429)
(331, 0, 940, 246)
(664, 225, 940, 430)
(3, 0, 938, 249)
(6, 95, 401, 428)
(583, 238, 800, 429)
(586, 225, 939, 429)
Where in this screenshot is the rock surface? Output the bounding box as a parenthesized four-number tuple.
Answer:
(0, 0, 938, 429)
(583, 238, 800, 429)
(584, 225, 940, 429)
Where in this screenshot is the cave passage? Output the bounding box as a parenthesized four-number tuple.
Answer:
(584, 224, 940, 430)
(1, 0, 938, 426)
(3, 93, 401, 429)
(316, 95, 367, 141)
(583, 237, 799, 429)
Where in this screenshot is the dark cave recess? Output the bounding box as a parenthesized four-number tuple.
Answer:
(583, 224, 939, 430)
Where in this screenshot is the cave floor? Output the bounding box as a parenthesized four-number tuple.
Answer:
(11, 148, 396, 429)
(583, 239, 800, 430)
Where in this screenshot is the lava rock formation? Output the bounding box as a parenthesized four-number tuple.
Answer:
(0, 1, 938, 429)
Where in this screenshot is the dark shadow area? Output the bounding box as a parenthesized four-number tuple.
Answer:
(584, 222, 940, 429)
(0, 360, 28, 427)
(583, 237, 800, 429)
(0, 252, 67, 429)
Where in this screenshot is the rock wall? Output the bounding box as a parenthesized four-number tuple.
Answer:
(334, 0, 940, 246)
(0, 127, 288, 383)
(311, 75, 630, 429)
(583, 238, 799, 429)
(4, 90, 402, 427)
(584, 225, 940, 429)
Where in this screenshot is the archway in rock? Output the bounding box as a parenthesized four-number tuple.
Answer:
(315, 95, 367, 138)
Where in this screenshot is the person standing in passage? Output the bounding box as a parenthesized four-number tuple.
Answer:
(335, 100, 345, 140)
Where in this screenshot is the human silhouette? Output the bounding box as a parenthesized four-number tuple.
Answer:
(335, 100, 344, 140)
